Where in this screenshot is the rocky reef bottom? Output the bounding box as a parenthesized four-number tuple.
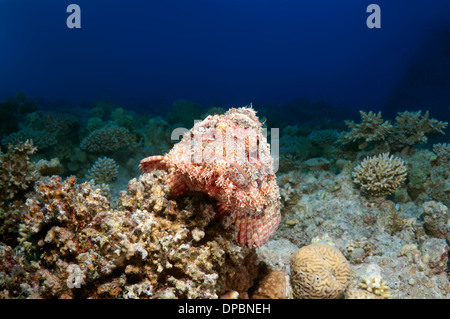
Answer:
(1, 152, 450, 299)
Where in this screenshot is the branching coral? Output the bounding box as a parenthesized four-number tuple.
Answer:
(387, 111, 447, 151)
(433, 143, 450, 164)
(358, 274, 391, 299)
(352, 153, 407, 197)
(339, 111, 393, 149)
(80, 125, 133, 153)
(339, 110, 447, 152)
(2, 111, 78, 151)
(1, 127, 56, 150)
(85, 157, 119, 184)
(290, 243, 351, 299)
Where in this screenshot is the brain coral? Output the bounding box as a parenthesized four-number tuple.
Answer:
(352, 153, 407, 197)
(290, 243, 351, 299)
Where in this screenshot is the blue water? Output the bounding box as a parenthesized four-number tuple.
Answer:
(0, 0, 449, 121)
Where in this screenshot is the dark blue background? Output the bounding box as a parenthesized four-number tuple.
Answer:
(1, 0, 449, 117)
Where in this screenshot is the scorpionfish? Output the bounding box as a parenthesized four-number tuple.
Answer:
(140, 106, 281, 248)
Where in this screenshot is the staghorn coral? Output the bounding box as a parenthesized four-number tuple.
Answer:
(290, 243, 351, 299)
(352, 153, 407, 198)
(339, 110, 447, 153)
(387, 111, 448, 151)
(0, 140, 38, 202)
(80, 125, 133, 153)
(85, 157, 119, 184)
(339, 111, 393, 149)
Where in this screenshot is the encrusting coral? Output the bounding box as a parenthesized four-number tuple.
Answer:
(352, 153, 407, 198)
(289, 243, 351, 299)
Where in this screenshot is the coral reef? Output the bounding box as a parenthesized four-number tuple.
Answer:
(290, 243, 351, 299)
(1, 128, 56, 150)
(0, 171, 266, 298)
(422, 201, 449, 239)
(0, 92, 38, 137)
(309, 129, 341, 145)
(387, 111, 448, 151)
(352, 153, 407, 198)
(2, 111, 78, 152)
(140, 106, 281, 248)
(166, 99, 204, 128)
(357, 264, 391, 299)
(433, 143, 450, 163)
(251, 268, 291, 299)
(0, 93, 449, 300)
(339, 111, 393, 150)
(0, 140, 38, 201)
(35, 158, 62, 176)
(85, 157, 119, 184)
(80, 125, 133, 153)
(338, 110, 447, 153)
